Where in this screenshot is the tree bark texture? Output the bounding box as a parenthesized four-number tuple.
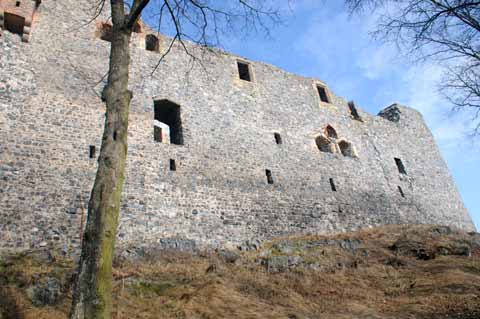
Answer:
(70, 2, 132, 318)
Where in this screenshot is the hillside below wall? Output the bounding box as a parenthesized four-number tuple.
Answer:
(0, 0, 474, 254)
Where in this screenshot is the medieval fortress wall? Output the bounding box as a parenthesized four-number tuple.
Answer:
(0, 0, 475, 253)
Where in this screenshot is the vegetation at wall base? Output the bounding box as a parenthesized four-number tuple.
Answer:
(1, 224, 480, 319)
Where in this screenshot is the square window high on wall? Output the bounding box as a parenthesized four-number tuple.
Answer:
(237, 61, 253, 82)
(316, 84, 330, 103)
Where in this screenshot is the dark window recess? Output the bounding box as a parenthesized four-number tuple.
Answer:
(317, 86, 329, 103)
(329, 178, 337, 192)
(169, 159, 176, 171)
(154, 100, 183, 145)
(16, 1, 21, 7)
(266, 170, 274, 184)
(154, 126, 163, 142)
(316, 135, 332, 153)
(338, 140, 354, 157)
(89, 145, 96, 159)
(237, 61, 251, 81)
(394, 158, 407, 175)
(4, 12, 25, 36)
(398, 186, 405, 198)
(325, 125, 338, 139)
(99, 23, 113, 42)
(348, 101, 362, 121)
(274, 133, 282, 145)
(145, 34, 159, 52)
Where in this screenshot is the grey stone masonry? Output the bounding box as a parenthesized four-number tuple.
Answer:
(0, 0, 475, 254)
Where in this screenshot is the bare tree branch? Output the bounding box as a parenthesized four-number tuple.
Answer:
(126, 0, 151, 29)
(346, 0, 480, 135)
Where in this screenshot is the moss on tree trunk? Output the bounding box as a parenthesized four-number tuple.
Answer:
(70, 5, 133, 318)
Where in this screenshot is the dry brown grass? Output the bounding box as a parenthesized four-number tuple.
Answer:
(1, 225, 480, 319)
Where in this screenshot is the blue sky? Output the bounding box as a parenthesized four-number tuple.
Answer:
(142, 0, 480, 228)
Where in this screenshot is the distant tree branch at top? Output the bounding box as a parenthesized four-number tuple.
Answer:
(345, 0, 480, 134)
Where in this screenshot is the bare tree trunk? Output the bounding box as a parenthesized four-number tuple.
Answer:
(70, 6, 132, 318)
(67, 1, 279, 317)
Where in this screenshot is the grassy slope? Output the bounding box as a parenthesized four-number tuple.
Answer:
(1, 225, 480, 319)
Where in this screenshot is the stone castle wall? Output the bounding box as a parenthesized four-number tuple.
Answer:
(0, 0, 474, 253)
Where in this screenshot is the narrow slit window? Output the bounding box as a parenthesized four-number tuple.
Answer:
(394, 158, 407, 175)
(154, 100, 183, 145)
(348, 101, 362, 121)
(170, 159, 176, 171)
(398, 186, 405, 198)
(274, 133, 282, 145)
(237, 61, 252, 82)
(329, 178, 337, 192)
(266, 170, 274, 184)
(89, 145, 96, 159)
(317, 85, 329, 103)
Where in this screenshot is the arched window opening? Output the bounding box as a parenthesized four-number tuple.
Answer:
(146, 34, 159, 52)
(274, 133, 282, 145)
(338, 140, 356, 157)
(154, 100, 183, 145)
(99, 23, 113, 42)
(315, 135, 333, 153)
(4, 12, 25, 36)
(325, 125, 338, 139)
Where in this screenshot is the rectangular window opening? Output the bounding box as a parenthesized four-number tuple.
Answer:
(317, 85, 329, 103)
(16, 1, 21, 7)
(329, 178, 337, 192)
(394, 157, 407, 175)
(154, 126, 163, 143)
(266, 169, 274, 184)
(398, 186, 405, 198)
(4, 12, 25, 36)
(154, 100, 183, 145)
(89, 145, 96, 159)
(237, 61, 252, 82)
(170, 159, 176, 171)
